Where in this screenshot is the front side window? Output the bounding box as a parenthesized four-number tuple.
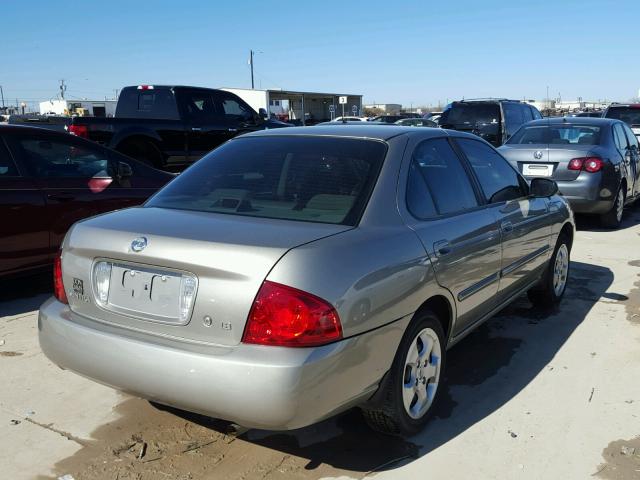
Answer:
(0, 139, 19, 177)
(409, 138, 478, 216)
(507, 125, 601, 145)
(146, 136, 386, 226)
(218, 95, 254, 122)
(457, 138, 526, 203)
(13, 137, 110, 178)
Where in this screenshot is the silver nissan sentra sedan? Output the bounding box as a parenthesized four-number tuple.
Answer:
(39, 125, 574, 436)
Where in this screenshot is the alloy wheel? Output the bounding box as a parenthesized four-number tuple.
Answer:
(402, 327, 442, 419)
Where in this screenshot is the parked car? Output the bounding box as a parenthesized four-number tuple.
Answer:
(395, 118, 438, 127)
(369, 114, 418, 123)
(569, 111, 603, 118)
(603, 103, 640, 137)
(67, 85, 291, 170)
(40, 125, 574, 436)
(332, 116, 368, 122)
(0, 124, 173, 278)
(439, 99, 543, 147)
(499, 117, 640, 228)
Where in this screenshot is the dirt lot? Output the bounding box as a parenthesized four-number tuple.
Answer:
(1, 206, 640, 480)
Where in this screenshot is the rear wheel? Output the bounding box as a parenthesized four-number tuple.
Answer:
(118, 139, 163, 168)
(361, 311, 446, 436)
(528, 233, 570, 307)
(600, 188, 625, 229)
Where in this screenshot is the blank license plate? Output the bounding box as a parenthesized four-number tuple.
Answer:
(522, 163, 553, 177)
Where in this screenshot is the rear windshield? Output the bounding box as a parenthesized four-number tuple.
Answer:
(605, 106, 640, 126)
(440, 103, 500, 126)
(146, 136, 386, 225)
(507, 125, 601, 145)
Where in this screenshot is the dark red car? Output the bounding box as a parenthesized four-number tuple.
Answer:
(0, 124, 173, 278)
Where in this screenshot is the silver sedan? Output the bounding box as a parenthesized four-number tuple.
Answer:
(39, 125, 574, 436)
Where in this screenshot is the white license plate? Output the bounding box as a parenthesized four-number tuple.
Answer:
(522, 163, 553, 177)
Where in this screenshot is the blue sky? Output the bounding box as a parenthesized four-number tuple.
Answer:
(3, 0, 639, 108)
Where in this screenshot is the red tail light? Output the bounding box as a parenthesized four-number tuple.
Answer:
(68, 124, 88, 138)
(53, 251, 68, 304)
(243, 281, 342, 347)
(568, 157, 604, 173)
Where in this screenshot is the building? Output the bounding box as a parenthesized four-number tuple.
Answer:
(222, 88, 362, 125)
(39, 99, 117, 117)
(363, 103, 402, 114)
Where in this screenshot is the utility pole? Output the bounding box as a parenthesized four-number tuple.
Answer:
(59, 79, 66, 99)
(249, 50, 254, 89)
(0, 85, 4, 110)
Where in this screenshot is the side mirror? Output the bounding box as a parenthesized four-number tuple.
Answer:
(258, 108, 268, 120)
(118, 161, 133, 179)
(529, 177, 558, 197)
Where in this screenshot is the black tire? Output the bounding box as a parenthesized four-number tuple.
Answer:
(118, 139, 163, 168)
(527, 233, 570, 307)
(600, 187, 625, 229)
(361, 310, 446, 436)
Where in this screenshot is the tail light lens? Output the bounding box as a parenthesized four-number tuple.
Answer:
(68, 124, 88, 138)
(568, 157, 604, 173)
(53, 251, 68, 304)
(243, 281, 342, 347)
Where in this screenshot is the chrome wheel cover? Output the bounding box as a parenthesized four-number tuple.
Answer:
(402, 327, 442, 419)
(553, 244, 569, 297)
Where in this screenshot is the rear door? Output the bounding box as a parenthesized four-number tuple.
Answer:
(6, 133, 121, 255)
(0, 136, 49, 275)
(455, 138, 551, 302)
(403, 137, 502, 336)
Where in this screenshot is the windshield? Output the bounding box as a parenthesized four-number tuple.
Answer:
(146, 136, 386, 226)
(440, 103, 500, 126)
(605, 107, 640, 126)
(507, 125, 601, 145)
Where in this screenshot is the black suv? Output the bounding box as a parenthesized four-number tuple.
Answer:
(603, 104, 640, 137)
(439, 99, 543, 147)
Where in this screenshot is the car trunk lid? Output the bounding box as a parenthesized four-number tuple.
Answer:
(500, 144, 598, 181)
(62, 207, 352, 346)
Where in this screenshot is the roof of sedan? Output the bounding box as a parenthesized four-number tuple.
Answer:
(526, 117, 619, 126)
(242, 124, 446, 141)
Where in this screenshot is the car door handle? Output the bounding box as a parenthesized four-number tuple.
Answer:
(191, 127, 202, 131)
(47, 193, 74, 202)
(501, 221, 514, 233)
(227, 128, 238, 132)
(433, 240, 452, 257)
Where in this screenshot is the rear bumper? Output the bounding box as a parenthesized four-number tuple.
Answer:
(38, 298, 407, 430)
(554, 173, 615, 214)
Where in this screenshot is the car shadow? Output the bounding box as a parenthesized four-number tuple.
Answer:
(159, 259, 614, 475)
(0, 272, 52, 317)
(575, 200, 640, 232)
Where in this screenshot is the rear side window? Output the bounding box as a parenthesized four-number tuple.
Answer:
(12, 136, 111, 178)
(622, 124, 639, 150)
(508, 125, 601, 145)
(503, 103, 526, 137)
(613, 123, 630, 152)
(457, 138, 526, 203)
(408, 138, 478, 216)
(146, 136, 386, 226)
(531, 106, 543, 120)
(0, 139, 19, 177)
(116, 88, 179, 120)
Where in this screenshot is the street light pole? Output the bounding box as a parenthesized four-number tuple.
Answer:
(249, 50, 254, 89)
